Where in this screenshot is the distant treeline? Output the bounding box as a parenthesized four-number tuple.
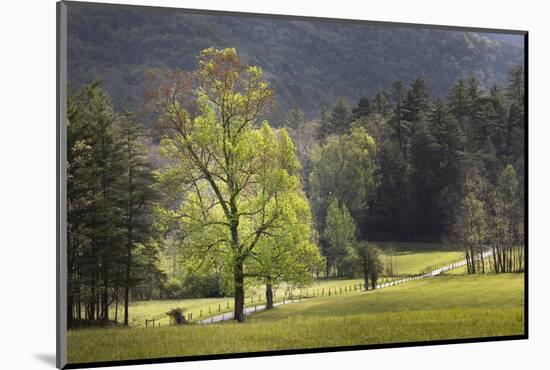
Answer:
(293, 66, 525, 245)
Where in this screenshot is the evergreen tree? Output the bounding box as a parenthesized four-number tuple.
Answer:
(67, 82, 126, 324)
(117, 111, 156, 326)
(319, 98, 352, 138)
(283, 106, 306, 129)
(405, 78, 430, 123)
(352, 97, 371, 120)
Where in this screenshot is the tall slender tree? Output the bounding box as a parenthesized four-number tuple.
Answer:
(118, 111, 156, 326)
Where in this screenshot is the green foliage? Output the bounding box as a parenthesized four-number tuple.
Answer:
(319, 98, 353, 138)
(179, 273, 226, 299)
(310, 125, 376, 235)
(352, 70, 525, 240)
(354, 243, 384, 289)
(131, 240, 167, 301)
(165, 308, 187, 325)
(323, 199, 357, 277)
(67, 81, 160, 326)
(283, 107, 306, 129)
(65, 3, 525, 244)
(161, 279, 183, 300)
(151, 48, 322, 321)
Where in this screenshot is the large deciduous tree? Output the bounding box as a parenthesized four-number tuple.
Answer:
(149, 48, 320, 322)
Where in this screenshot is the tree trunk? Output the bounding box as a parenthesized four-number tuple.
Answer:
(265, 283, 274, 309)
(102, 282, 109, 321)
(67, 301, 73, 328)
(124, 251, 131, 326)
(124, 152, 133, 326)
(493, 245, 500, 274)
(114, 290, 119, 323)
(233, 258, 245, 322)
(479, 247, 485, 274)
(363, 258, 369, 290)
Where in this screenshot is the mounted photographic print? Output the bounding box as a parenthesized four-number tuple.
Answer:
(56, 1, 527, 368)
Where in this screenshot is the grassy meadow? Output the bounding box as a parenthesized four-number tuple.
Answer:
(375, 242, 463, 275)
(68, 273, 524, 363)
(109, 243, 464, 327)
(111, 278, 366, 327)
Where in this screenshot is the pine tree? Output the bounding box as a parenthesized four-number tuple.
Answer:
(405, 78, 430, 123)
(67, 82, 126, 324)
(319, 98, 352, 138)
(117, 111, 156, 326)
(352, 97, 371, 120)
(283, 106, 306, 129)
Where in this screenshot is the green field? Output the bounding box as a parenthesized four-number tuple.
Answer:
(111, 278, 367, 327)
(374, 242, 463, 275)
(112, 243, 465, 327)
(68, 273, 524, 364)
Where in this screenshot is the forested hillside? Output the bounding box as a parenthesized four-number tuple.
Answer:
(67, 3, 523, 116)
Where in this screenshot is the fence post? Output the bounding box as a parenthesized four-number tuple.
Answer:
(200, 309, 202, 317)
(218, 304, 221, 312)
(145, 319, 147, 328)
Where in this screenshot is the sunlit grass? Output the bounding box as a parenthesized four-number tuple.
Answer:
(375, 242, 463, 275)
(68, 273, 524, 364)
(108, 243, 467, 327)
(110, 278, 367, 327)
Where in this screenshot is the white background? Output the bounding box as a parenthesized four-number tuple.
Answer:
(0, 0, 547, 369)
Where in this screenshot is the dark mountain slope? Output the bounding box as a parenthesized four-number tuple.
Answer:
(67, 3, 523, 116)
